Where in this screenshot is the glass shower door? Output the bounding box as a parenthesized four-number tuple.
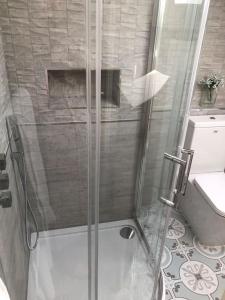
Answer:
(134, 0, 210, 298)
(92, 0, 211, 298)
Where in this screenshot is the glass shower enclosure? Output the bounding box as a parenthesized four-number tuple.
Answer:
(0, 0, 210, 299)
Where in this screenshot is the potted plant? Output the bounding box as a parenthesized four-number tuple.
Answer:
(199, 73, 224, 106)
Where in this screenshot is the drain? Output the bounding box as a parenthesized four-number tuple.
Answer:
(120, 226, 135, 239)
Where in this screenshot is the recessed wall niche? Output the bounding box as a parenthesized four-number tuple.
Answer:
(48, 69, 120, 109)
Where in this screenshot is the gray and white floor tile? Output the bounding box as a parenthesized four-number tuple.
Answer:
(161, 209, 225, 300)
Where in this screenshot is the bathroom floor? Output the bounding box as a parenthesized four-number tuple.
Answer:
(162, 209, 225, 300)
(27, 220, 154, 300)
(27, 212, 225, 300)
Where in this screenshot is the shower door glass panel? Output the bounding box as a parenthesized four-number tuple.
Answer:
(135, 0, 208, 297)
(97, 0, 156, 299)
(2, 0, 98, 299)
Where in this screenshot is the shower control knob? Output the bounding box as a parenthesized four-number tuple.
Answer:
(0, 153, 6, 171)
(0, 173, 9, 190)
(0, 191, 12, 208)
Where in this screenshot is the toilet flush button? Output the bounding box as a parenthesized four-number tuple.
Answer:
(213, 130, 218, 133)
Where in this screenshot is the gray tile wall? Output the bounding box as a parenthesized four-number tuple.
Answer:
(0, 0, 154, 230)
(16, 119, 142, 229)
(1, 0, 223, 232)
(191, 0, 225, 115)
(0, 32, 29, 300)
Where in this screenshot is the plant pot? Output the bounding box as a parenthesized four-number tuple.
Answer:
(207, 88, 217, 105)
(200, 87, 218, 107)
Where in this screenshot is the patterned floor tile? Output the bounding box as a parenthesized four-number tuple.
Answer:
(163, 251, 188, 280)
(161, 246, 173, 269)
(165, 237, 179, 251)
(165, 289, 174, 300)
(167, 217, 194, 249)
(187, 248, 223, 273)
(180, 261, 218, 295)
(173, 282, 209, 300)
(161, 209, 225, 300)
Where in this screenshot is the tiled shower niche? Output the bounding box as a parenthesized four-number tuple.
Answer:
(48, 69, 120, 109)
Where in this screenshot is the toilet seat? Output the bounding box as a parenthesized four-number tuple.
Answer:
(192, 172, 225, 217)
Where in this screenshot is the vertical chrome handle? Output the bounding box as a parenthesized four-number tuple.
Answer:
(159, 153, 186, 207)
(159, 149, 194, 207)
(180, 148, 194, 195)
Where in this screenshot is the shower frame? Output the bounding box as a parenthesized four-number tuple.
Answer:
(134, 0, 211, 297)
(75, 0, 211, 299)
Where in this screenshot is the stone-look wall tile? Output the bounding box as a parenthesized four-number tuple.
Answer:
(30, 27, 50, 46)
(0, 31, 28, 300)
(48, 4, 68, 29)
(49, 27, 69, 62)
(68, 46, 86, 67)
(2, 0, 154, 112)
(48, 0, 67, 11)
(8, 0, 28, 9)
(30, 18, 49, 28)
(9, 8, 28, 19)
(191, 0, 225, 115)
(0, 158, 29, 300)
(21, 120, 141, 230)
(0, 17, 11, 35)
(29, 11, 49, 19)
(28, 0, 48, 11)
(11, 18, 30, 36)
(0, 0, 155, 230)
(67, 0, 85, 13)
(35, 74, 48, 96)
(0, 4, 9, 18)
(49, 16, 67, 29)
(32, 44, 50, 57)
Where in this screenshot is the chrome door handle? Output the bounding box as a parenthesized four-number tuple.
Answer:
(163, 153, 186, 166)
(180, 148, 194, 195)
(159, 197, 175, 207)
(159, 148, 194, 207)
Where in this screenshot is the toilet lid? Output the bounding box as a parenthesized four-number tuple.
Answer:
(193, 172, 225, 217)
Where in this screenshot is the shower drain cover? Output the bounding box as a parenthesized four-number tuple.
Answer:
(120, 226, 135, 239)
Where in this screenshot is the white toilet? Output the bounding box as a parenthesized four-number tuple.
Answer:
(179, 115, 225, 246)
